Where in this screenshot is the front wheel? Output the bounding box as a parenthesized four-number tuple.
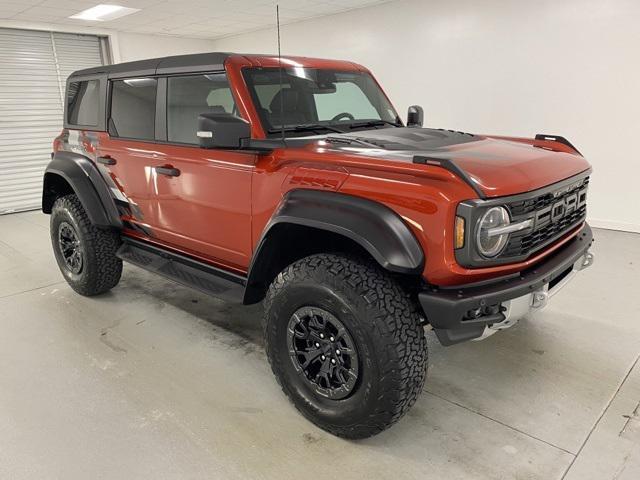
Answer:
(263, 253, 428, 439)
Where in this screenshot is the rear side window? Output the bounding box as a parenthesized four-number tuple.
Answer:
(67, 80, 99, 126)
(167, 73, 237, 145)
(109, 78, 157, 140)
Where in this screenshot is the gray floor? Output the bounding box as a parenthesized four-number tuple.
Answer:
(0, 211, 639, 480)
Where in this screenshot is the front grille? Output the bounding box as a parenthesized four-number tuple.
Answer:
(503, 205, 586, 256)
(502, 176, 589, 258)
(509, 177, 590, 216)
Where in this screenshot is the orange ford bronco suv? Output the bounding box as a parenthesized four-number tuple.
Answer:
(42, 52, 593, 438)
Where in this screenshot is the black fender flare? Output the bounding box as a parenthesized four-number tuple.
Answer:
(244, 189, 425, 303)
(42, 151, 122, 229)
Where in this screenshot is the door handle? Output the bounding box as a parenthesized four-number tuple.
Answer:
(97, 155, 116, 166)
(154, 165, 181, 177)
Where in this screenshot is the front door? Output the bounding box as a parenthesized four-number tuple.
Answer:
(147, 72, 254, 272)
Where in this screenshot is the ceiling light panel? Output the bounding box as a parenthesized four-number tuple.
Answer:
(70, 4, 140, 22)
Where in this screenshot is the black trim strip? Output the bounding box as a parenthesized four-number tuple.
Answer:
(535, 134, 582, 156)
(68, 52, 233, 80)
(413, 155, 485, 198)
(155, 77, 168, 142)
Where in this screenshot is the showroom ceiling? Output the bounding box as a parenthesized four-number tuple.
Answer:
(0, 0, 391, 39)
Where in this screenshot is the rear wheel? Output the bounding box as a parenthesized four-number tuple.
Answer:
(50, 194, 122, 296)
(263, 253, 428, 439)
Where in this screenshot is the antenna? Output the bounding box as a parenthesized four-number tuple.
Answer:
(277, 4, 285, 144)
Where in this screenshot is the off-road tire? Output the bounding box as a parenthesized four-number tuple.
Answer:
(263, 253, 428, 439)
(50, 194, 122, 296)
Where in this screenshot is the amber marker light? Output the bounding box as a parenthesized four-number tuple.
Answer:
(454, 216, 465, 249)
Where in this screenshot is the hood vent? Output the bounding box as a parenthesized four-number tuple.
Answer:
(329, 127, 478, 151)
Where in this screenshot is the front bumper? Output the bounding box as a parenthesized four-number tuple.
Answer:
(419, 223, 594, 345)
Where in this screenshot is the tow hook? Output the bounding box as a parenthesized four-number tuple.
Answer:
(531, 289, 549, 309)
(577, 251, 594, 271)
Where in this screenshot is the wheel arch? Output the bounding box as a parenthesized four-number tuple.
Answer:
(43, 151, 122, 229)
(243, 189, 425, 304)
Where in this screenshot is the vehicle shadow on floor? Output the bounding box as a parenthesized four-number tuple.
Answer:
(121, 264, 266, 350)
(116, 263, 453, 379)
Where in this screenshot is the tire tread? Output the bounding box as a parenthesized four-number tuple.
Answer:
(51, 194, 122, 296)
(264, 253, 427, 439)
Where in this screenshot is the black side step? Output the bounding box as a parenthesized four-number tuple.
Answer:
(117, 237, 246, 303)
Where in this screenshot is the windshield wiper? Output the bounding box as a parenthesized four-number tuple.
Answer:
(347, 120, 401, 129)
(268, 123, 345, 134)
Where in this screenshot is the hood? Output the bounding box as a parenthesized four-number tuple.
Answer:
(325, 128, 591, 198)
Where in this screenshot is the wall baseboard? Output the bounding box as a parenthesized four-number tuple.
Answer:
(587, 218, 640, 234)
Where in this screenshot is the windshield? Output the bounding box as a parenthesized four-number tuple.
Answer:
(242, 67, 401, 137)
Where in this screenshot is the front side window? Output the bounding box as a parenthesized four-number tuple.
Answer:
(67, 80, 99, 126)
(167, 73, 237, 145)
(243, 68, 400, 137)
(109, 78, 157, 140)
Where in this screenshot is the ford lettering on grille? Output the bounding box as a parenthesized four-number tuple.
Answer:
(502, 177, 589, 258)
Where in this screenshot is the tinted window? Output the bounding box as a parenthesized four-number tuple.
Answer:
(314, 82, 378, 120)
(110, 78, 157, 140)
(167, 73, 237, 145)
(243, 68, 399, 137)
(67, 80, 99, 126)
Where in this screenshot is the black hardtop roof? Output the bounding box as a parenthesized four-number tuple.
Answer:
(70, 52, 234, 80)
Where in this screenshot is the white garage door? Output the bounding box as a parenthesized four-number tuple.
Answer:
(0, 28, 108, 214)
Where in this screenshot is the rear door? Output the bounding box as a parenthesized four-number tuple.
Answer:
(97, 76, 159, 236)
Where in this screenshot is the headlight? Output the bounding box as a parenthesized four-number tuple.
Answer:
(476, 206, 510, 257)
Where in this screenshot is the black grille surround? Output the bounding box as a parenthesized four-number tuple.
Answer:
(508, 176, 589, 216)
(455, 170, 591, 268)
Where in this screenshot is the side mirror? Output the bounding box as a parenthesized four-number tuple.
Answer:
(197, 113, 251, 149)
(407, 105, 424, 128)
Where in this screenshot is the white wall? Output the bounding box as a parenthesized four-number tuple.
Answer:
(116, 32, 216, 62)
(212, 0, 640, 233)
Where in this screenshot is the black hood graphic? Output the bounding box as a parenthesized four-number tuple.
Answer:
(326, 127, 480, 151)
(320, 126, 591, 198)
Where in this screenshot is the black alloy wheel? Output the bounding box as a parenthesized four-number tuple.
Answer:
(57, 221, 83, 274)
(50, 194, 122, 296)
(287, 306, 359, 400)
